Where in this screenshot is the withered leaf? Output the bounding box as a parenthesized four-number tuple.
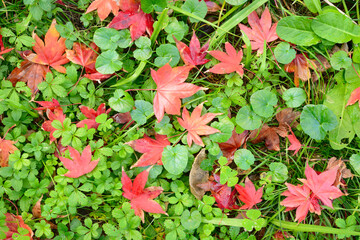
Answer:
(189, 149, 209, 200)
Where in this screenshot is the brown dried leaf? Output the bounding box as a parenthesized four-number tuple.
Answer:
(218, 129, 248, 163)
(326, 157, 353, 191)
(249, 124, 280, 151)
(32, 195, 43, 219)
(189, 149, 209, 200)
(275, 108, 300, 137)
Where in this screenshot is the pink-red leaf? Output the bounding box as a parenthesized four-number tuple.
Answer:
(121, 168, 167, 222)
(177, 103, 221, 147)
(4, 213, 33, 240)
(85, 0, 120, 21)
(34, 98, 61, 111)
(126, 134, 170, 168)
(174, 32, 210, 67)
(0, 134, 18, 167)
(238, 7, 278, 54)
(76, 103, 111, 129)
(218, 129, 248, 162)
(207, 42, 244, 76)
(152, 63, 205, 122)
(0, 28, 14, 60)
(286, 127, 302, 155)
(235, 177, 263, 209)
(59, 145, 99, 178)
(346, 86, 360, 108)
(108, 0, 153, 41)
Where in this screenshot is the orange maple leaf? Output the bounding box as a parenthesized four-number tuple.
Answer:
(177, 103, 222, 147)
(27, 19, 69, 73)
(85, 0, 120, 21)
(0, 126, 18, 167)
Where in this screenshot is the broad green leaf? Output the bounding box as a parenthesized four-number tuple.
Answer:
(276, 16, 320, 46)
(282, 88, 307, 108)
(93, 28, 120, 50)
(210, 117, 234, 143)
(130, 100, 153, 125)
(134, 36, 152, 60)
(250, 89, 277, 118)
(274, 42, 296, 64)
(95, 50, 122, 74)
(181, 210, 202, 230)
(181, 0, 207, 23)
(141, 0, 167, 13)
(154, 44, 180, 67)
(117, 30, 132, 48)
(304, 0, 322, 13)
(324, 77, 360, 149)
(268, 162, 288, 183)
(165, 18, 189, 43)
(236, 105, 262, 130)
(311, 12, 360, 43)
(162, 145, 188, 175)
(300, 104, 338, 141)
(108, 89, 134, 113)
(330, 51, 352, 70)
(234, 149, 255, 170)
(345, 63, 360, 83)
(350, 153, 360, 175)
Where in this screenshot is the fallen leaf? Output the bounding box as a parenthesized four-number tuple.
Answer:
(218, 129, 248, 162)
(152, 63, 205, 122)
(5, 213, 33, 240)
(275, 108, 300, 137)
(238, 7, 278, 55)
(284, 54, 315, 87)
(207, 42, 244, 76)
(41, 108, 66, 143)
(235, 177, 263, 209)
(281, 183, 321, 222)
(0, 28, 14, 59)
(8, 60, 50, 93)
(76, 103, 111, 129)
(32, 195, 43, 219)
(34, 98, 61, 112)
(198, 174, 239, 210)
(0, 127, 18, 167)
(286, 126, 302, 155)
(177, 103, 222, 147)
(249, 124, 280, 151)
(204, 0, 221, 12)
(85, 0, 120, 21)
(189, 149, 209, 200)
(59, 145, 99, 178)
(326, 157, 353, 191)
(126, 134, 170, 168)
(27, 19, 69, 73)
(346, 86, 360, 108)
(174, 31, 210, 67)
(273, 230, 294, 240)
(108, 0, 154, 41)
(112, 112, 132, 124)
(121, 167, 167, 222)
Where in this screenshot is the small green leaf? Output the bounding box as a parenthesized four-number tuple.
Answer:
(165, 18, 189, 43)
(154, 44, 180, 67)
(225, 0, 248, 5)
(274, 42, 296, 64)
(268, 162, 288, 183)
(162, 145, 188, 175)
(180, 210, 202, 230)
(134, 36, 152, 60)
(234, 149, 255, 170)
(300, 104, 338, 141)
(350, 153, 360, 175)
(250, 89, 277, 118)
(130, 100, 153, 125)
(236, 106, 262, 130)
(282, 88, 307, 108)
(141, 0, 167, 13)
(109, 89, 134, 113)
(95, 50, 122, 74)
(181, 0, 207, 23)
(246, 209, 261, 220)
(93, 28, 120, 50)
(330, 51, 352, 70)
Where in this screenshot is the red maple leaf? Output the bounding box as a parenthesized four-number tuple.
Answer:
(108, 0, 154, 41)
(204, 0, 221, 12)
(5, 213, 34, 240)
(281, 183, 321, 222)
(299, 164, 344, 208)
(177, 103, 221, 147)
(41, 108, 66, 143)
(26, 19, 69, 73)
(207, 42, 244, 76)
(76, 103, 111, 129)
(281, 164, 344, 222)
(0, 28, 14, 60)
(238, 7, 278, 55)
(152, 63, 205, 122)
(66, 42, 112, 81)
(286, 126, 302, 155)
(85, 0, 120, 21)
(0, 126, 18, 167)
(174, 32, 210, 67)
(126, 134, 170, 168)
(218, 129, 248, 162)
(121, 167, 167, 222)
(59, 145, 99, 178)
(198, 174, 239, 210)
(346, 86, 360, 108)
(235, 177, 263, 209)
(34, 98, 61, 112)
